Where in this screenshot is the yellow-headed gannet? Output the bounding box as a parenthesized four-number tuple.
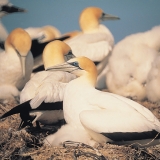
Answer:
(65, 7, 119, 89)
(0, 28, 33, 100)
(106, 26, 160, 100)
(44, 56, 160, 147)
(25, 25, 72, 71)
(0, 40, 76, 128)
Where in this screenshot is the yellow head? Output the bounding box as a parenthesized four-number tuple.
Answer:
(68, 56, 98, 86)
(79, 7, 120, 32)
(5, 28, 31, 77)
(79, 7, 103, 32)
(5, 28, 31, 56)
(42, 40, 72, 70)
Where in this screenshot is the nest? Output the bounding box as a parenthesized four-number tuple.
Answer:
(0, 99, 160, 160)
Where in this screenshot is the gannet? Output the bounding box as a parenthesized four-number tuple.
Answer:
(65, 7, 119, 89)
(25, 25, 72, 71)
(18, 40, 75, 128)
(105, 26, 160, 100)
(44, 56, 160, 147)
(0, 28, 33, 100)
(0, 0, 26, 41)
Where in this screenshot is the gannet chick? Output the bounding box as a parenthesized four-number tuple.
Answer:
(106, 26, 160, 100)
(0, 0, 26, 41)
(0, 28, 33, 100)
(44, 56, 160, 147)
(146, 55, 160, 104)
(18, 40, 76, 127)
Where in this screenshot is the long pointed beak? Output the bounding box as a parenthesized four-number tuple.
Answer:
(46, 62, 77, 73)
(20, 56, 26, 78)
(101, 13, 120, 21)
(2, 5, 27, 14)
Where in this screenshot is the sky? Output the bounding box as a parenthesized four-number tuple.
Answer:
(1, 0, 160, 44)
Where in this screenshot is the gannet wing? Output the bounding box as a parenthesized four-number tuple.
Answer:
(79, 109, 160, 142)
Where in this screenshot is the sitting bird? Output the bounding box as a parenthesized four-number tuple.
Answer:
(43, 56, 160, 147)
(65, 7, 120, 89)
(0, 40, 76, 128)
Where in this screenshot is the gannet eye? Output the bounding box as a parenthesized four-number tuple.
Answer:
(70, 61, 79, 67)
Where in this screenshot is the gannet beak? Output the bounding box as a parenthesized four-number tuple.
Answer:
(64, 51, 76, 61)
(101, 13, 120, 21)
(46, 62, 78, 73)
(2, 4, 27, 14)
(20, 56, 26, 78)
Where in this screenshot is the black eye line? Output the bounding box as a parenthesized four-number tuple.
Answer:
(68, 61, 82, 70)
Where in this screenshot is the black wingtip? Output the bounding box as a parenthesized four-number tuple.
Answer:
(0, 100, 32, 120)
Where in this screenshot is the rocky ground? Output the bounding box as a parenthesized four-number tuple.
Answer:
(0, 98, 160, 160)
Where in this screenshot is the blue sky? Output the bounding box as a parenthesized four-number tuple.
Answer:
(2, 0, 160, 43)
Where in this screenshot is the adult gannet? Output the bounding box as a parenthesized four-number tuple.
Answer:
(0, 28, 33, 100)
(18, 40, 76, 127)
(65, 7, 119, 89)
(25, 25, 72, 71)
(0, 0, 26, 41)
(66, 7, 119, 62)
(106, 26, 160, 100)
(44, 56, 160, 147)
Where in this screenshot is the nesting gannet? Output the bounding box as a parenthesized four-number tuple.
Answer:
(44, 56, 160, 147)
(0, 28, 33, 100)
(0, 0, 26, 41)
(105, 26, 160, 100)
(18, 40, 75, 127)
(25, 25, 72, 71)
(66, 7, 119, 62)
(146, 55, 160, 104)
(65, 7, 119, 89)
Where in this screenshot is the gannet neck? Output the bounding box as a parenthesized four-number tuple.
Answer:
(43, 40, 71, 70)
(5, 28, 31, 56)
(79, 7, 103, 32)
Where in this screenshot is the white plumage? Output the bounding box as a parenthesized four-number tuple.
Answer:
(20, 40, 76, 125)
(0, 28, 33, 100)
(44, 57, 160, 147)
(106, 26, 160, 100)
(65, 7, 119, 89)
(146, 55, 160, 104)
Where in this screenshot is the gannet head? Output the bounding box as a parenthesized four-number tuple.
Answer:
(42, 40, 75, 70)
(5, 28, 32, 78)
(49, 56, 98, 86)
(79, 7, 120, 32)
(37, 25, 61, 43)
(0, 1, 26, 18)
